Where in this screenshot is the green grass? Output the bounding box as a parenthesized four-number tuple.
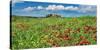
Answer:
(11, 16, 97, 49)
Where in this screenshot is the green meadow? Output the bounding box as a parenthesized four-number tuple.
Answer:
(11, 16, 97, 49)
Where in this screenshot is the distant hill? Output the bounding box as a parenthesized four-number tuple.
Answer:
(11, 14, 62, 18)
(46, 14, 62, 18)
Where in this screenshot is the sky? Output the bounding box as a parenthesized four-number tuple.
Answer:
(11, 1, 97, 17)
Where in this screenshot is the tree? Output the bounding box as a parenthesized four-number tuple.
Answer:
(46, 14, 61, 18)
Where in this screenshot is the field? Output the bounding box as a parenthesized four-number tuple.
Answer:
(11, 16, 97, 49)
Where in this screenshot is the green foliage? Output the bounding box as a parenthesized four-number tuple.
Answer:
(11, 16, 97, 49)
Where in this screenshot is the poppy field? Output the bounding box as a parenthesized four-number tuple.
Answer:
(11, 16, 97, 49)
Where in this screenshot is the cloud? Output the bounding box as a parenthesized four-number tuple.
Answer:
(78, 5, 96, 13)
(45, 5, 96, 13)
(22, 5, 79, 12)
(21, 4, 96, 14)
(23, 7, 36, 12)
(37, 6, 44, 10)
(65, 6, 79, 10)
(45, 5, 78, 10)
(22, 5, 79, 11)
(46, 5, 64, 10)
(22, 6, 44, 12)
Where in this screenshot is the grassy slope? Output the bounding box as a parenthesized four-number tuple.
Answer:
(11, 16, 97, 49)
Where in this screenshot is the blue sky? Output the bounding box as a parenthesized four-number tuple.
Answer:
(11, 1, 97, 17)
